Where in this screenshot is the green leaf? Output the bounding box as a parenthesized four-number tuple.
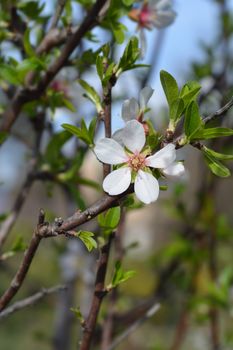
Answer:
(23, 28, 35, 57)
(79, 79, 102, 113)
(43, 130, 71, 170)
(108, 261, 136, 289)
(88, 117, 97, 143)
(0, 131, 8, 145)
(70, 307, 85, 324)
(117, 37, 140, 75)
(184, 101, 203, 138)
(122, 0, 134, 4)
(193, 127, 233, 140)
(160, 70, 179, 107)
(170, 98, 184, 123)
(0, 64, 21, 85)
(98, 207, 121, 234)
(62, 122, 93, 146)
(76, 231, 97, 252)
(204, 153, 231, 178)
(96, 55, 104, 81)
(203, 146, 233, 160)
(180, 81, 201, 107)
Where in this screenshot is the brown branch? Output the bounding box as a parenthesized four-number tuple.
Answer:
(80, 234, 113, 350)
(107, 303, 160, 350)
(170, 307, 189, 350)
(0, 0, 109, 138)
(203, 96, 233, 124)
(0, 285, 66, 320)
(101, 209, 125, 350)
(49, 0, 67, 30)
(0, 171, 34, 248)
(0, 209, 45, 311)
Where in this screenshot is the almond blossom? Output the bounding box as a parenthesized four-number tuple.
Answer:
(94, 120, 184, 204)
(129, 0, 176, 30)
(128, 0, 176, 55)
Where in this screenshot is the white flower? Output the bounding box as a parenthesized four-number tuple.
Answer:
(113, 87, 153, 145)
(129, 1, 176, 30)
(94, 120, 184, 204)
(122, 86, 154, 122)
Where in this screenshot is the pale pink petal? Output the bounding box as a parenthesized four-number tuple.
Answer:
(122, 120, 145, 153)
(134, 170, 159, 204)
(139, 86, 154, 110)
(94, 138, 127, 165)
(103, 167, 131, 195)
(163, 162, 185, 177)
(146, 144, 176, 169)
(122, 98, 139, 122)
(112, 128, 124, 146)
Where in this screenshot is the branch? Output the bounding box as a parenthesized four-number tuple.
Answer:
(0, 209, 45, 311)
(107, 303, 160, 350)
(80, 69, 115, 350)
(203, 96, 233, 124)
(0, 0, 109, 137)
(0, 171, 34, 248)
(0, 285, 66, 320)
(80, 235, 113, 350)
(49, 0, 67, 30)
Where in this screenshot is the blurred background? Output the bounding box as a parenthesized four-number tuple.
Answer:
(1, 0, 233, 349)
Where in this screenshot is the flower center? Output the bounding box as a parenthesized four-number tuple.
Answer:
(139, 4, 152, 27)
(127, 153, 146, 172)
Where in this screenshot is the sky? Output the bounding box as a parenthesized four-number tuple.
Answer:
(1, 0, 233, 196)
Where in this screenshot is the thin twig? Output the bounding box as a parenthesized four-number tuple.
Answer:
(203, 96, 233, 124)
(79, 234, 114, 350)
(101, 208, 126, 350)
(0, 285, 66, 320)
(0, 209, 45, 311)
(49, 0, 67, 30)
(0, 0, 109, 137)
(107, 303, 161, 350)
(0, 172, 34, 248)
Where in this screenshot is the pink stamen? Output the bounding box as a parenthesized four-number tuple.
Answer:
(127, 152, 146, 172)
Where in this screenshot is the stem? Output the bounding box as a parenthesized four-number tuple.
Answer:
(0, 285, 66, 320)
(101, 209, 125, 350)
(0, 209, 45, 311)
(79, 234, 113, 350)
(0, 0, 109, 137)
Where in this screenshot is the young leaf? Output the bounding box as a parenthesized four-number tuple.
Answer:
(170, 98, 184, 124)
(76, 231, 97, 252)
(204, 153, 231, 178)
(193, 127, 233, 140)
(98, 207, 121, 234)
(108, 261, 136, 289)
(160, 70, 179, 107)
(203, 146, 233, 160)
(79, 79, 102, 113)
(184, 101, 203, 139)
(23, 28, 35, 57)
(180, 81, 201, 107)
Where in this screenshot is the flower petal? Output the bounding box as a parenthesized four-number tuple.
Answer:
(146, 143, 176, 169)
(122, 98, 139, 122)
(152, 10, 176, 28)
(103, 167, 131, 195)
(112, 128, 124, 146)
(163, 162, 185, 177)
(139, 86, 154, 110)
(122, 120, 145, 153)
(94, 138, 127, 165)
(134, 170, 160, 204)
